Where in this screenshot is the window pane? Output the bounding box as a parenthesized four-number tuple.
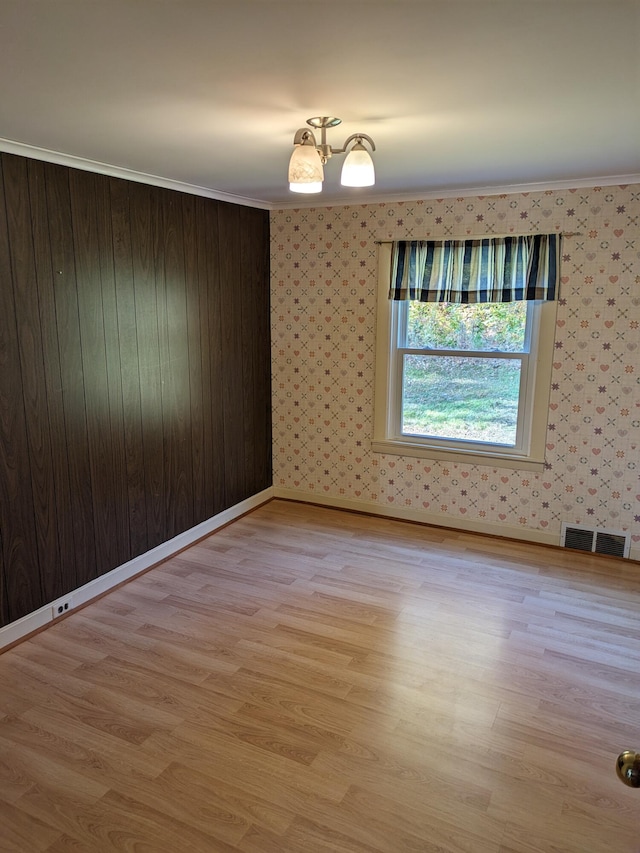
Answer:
(406, 302, 527, 352)
(402, 355, 522, 445)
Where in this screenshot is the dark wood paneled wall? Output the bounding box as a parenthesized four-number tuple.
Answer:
(0, 153, 271, 627)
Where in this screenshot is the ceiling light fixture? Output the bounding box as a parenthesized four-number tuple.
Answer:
(288, 117, 375, 194)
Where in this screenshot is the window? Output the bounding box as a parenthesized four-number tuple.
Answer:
(373, 240, 558, 470)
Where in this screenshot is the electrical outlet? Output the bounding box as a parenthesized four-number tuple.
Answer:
(51, 598, 73, 619)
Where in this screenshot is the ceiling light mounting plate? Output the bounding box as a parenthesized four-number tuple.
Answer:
(306, 116, 342, 130)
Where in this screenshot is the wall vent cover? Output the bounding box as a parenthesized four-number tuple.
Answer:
(560, 522, 630, 558)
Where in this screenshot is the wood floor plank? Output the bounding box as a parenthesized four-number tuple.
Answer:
(0, 499, 639, 852)
(0, 800, 62, 852)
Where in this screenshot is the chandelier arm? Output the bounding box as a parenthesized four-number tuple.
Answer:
(292, 128, 317, 146)
(330, 132, 376, 155)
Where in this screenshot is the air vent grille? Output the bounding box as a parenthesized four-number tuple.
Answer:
(561, 523, 630, 558)
(563, 526, 595, 553)
(594, 531, 628, 558)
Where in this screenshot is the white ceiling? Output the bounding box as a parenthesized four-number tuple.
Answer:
(1, 1, 639, 209)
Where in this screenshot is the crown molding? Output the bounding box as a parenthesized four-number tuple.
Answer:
(0, 137, 271, 210)
(2, 138, 638, 212)
(270, 173, 640, 210)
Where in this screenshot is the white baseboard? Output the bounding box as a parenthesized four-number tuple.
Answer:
(272, 488, 640, 562)
(273, 487, 560, 547)
(4, 484, 635, 651)
(0, 487, 274, 651)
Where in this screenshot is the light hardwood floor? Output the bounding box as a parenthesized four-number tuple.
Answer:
(1, 499, 639, 852)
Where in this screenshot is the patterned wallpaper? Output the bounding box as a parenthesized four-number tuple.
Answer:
(271, 185, 640, 555)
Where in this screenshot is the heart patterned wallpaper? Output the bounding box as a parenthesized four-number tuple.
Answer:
(271, 185, 640, 557)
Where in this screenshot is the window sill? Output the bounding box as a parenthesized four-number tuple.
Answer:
(371, 439, 546, 472)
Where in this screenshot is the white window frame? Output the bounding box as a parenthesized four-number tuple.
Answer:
(372, 243, 557, 471)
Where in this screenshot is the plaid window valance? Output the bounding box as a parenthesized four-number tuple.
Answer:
(389, 234, 560, 303)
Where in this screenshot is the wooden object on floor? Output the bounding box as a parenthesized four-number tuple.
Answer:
(0, 499, 639, 852)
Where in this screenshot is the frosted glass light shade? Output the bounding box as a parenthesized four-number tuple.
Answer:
(288, 143, 324, 192)
(340, 141, 375, 187)
(289, 181, 323, 194)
